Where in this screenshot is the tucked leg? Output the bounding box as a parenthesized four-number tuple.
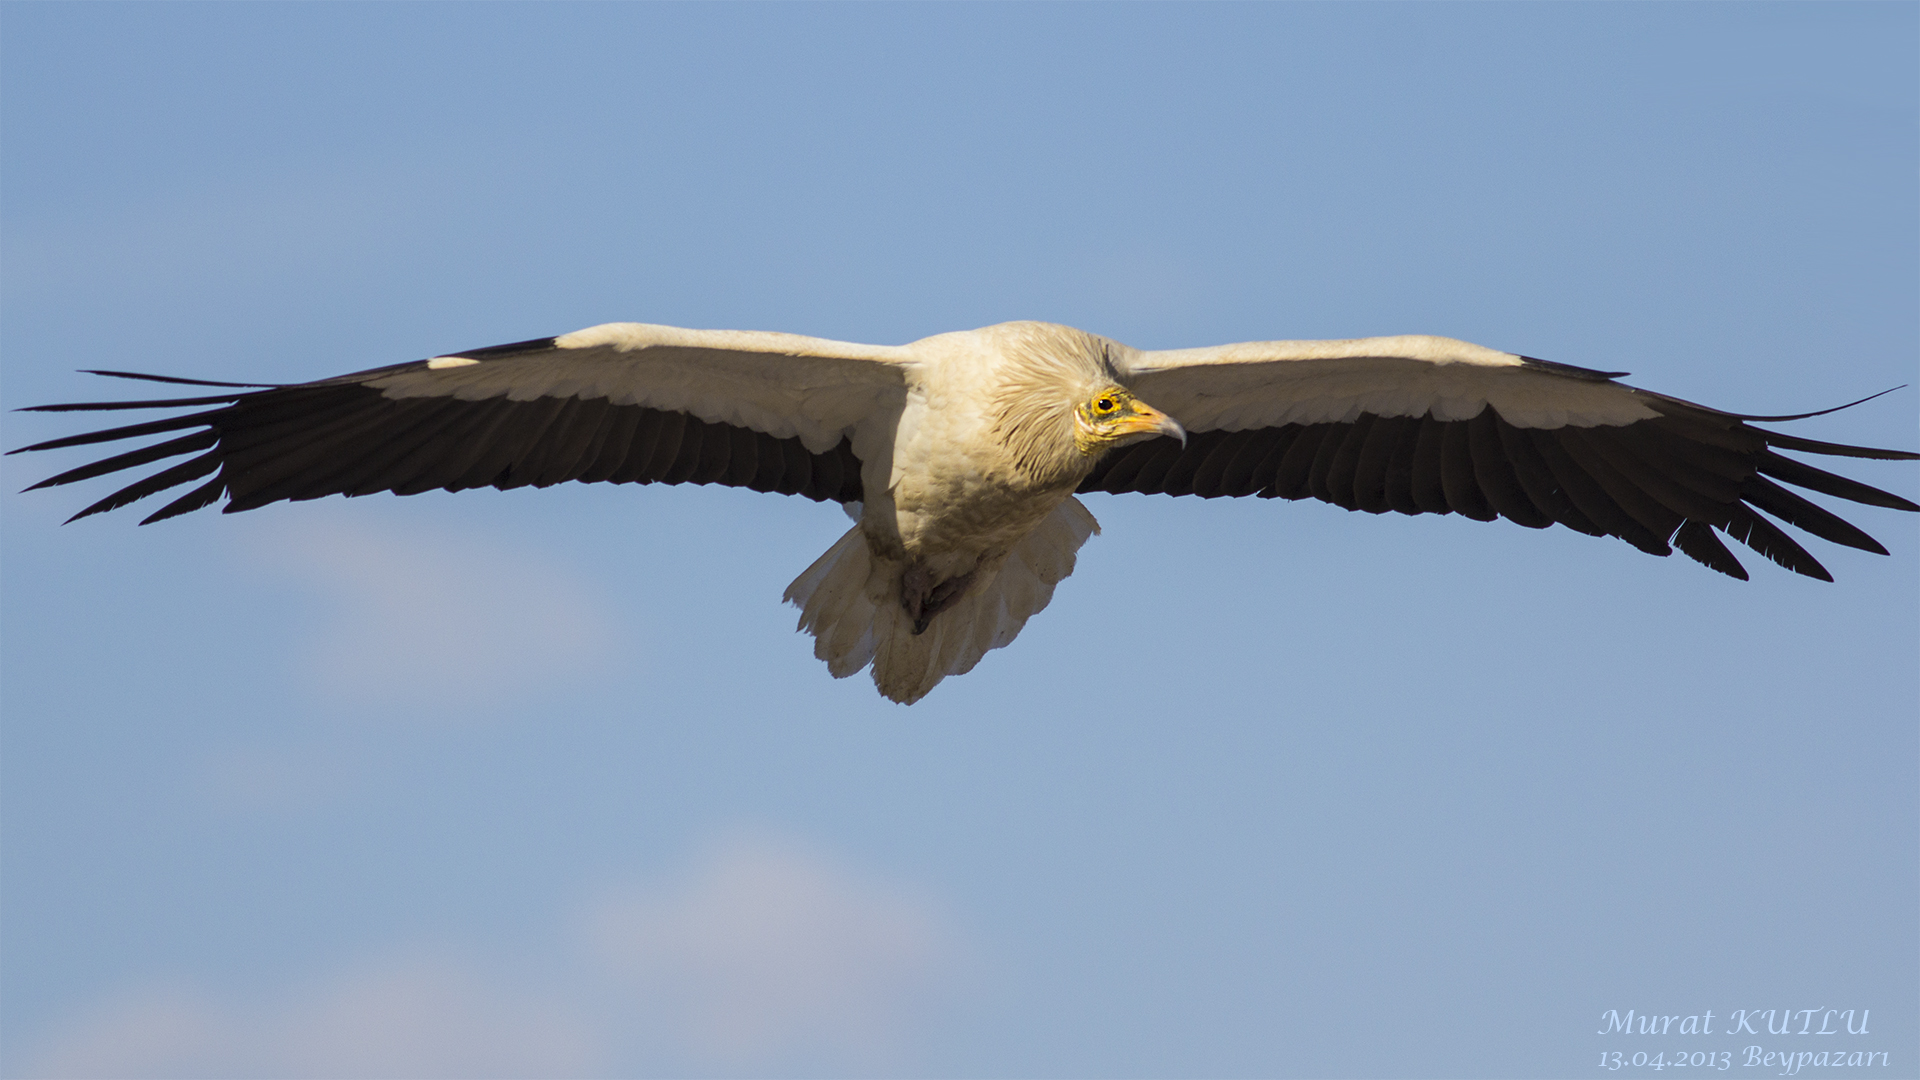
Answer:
(901, 562, 976, 635)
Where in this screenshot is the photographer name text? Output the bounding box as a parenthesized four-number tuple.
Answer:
(1594, 1009, 1888, 1075)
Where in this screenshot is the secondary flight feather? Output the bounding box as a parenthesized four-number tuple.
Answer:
(15, 320, 1918, 703)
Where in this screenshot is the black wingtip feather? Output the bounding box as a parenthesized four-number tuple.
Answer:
(1757, 450, 1920, 512)
(1759, 429, 1920, 463)
(17, 393, 249, 414)
(140, 477, 228, 524)
(24, 430, 218, 491)
(63, 451, 224, 523)
(1673, 520, 1750, 580)
(1723, 506, 1834, 582)
(9, 410, 223, 454)
(1739, 475, 1891, 555)
(1723, 386, 1908, 423)
(78, 369, 277, 388)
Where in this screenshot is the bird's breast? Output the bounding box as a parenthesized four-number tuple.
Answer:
(872, 384, 1081, 573)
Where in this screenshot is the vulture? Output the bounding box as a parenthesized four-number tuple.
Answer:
(14, 320, 1919, 703)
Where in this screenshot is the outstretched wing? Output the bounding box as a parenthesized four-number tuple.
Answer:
(13, 323, 914, 524)
(1089, 335, 1918, 581)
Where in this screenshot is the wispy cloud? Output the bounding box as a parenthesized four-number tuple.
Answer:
(243, 515, 624, 709)
(25, 957, 600, 1080)
(24, 831, 965, 1078)
(585, 829, 962, 1071)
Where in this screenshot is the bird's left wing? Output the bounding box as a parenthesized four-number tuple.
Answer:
(13, 323, 914, 523)
(1087, 335, 1917, 581)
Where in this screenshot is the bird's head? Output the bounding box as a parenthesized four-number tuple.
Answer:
(1071, 386, 1186, 456)
(981, 322, 1187, 487)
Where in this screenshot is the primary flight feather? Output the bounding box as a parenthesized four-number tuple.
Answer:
(15, 320, 1918, 703)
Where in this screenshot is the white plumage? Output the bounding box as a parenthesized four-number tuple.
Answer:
(787, 496, 1099, 704)
(16, 319, 1918, 703)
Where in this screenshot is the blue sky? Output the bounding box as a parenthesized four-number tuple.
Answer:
(2, 5, 1915, 1077)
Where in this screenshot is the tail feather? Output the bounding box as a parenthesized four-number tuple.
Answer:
(826, 593, 882, 679)
(785, 526, 883, 679)
(784, 498, 1101, 704)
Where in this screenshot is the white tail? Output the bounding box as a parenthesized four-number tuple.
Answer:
(784, 498, 1101, 704)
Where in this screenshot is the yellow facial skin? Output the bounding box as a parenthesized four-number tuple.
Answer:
(1073, 386, 1186, 456)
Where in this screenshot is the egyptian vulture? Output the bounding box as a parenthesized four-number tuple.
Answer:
(15, 320, 1918, 703)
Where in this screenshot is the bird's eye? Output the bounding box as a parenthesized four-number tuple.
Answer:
(1095, 397, 1116, 413)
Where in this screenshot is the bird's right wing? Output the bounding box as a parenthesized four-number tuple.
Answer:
(13, 323, 916, 523)
(1092, 334, 1918, 581)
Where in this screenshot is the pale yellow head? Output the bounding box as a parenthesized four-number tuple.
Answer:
(1072, 385, 1185, 456)
(980, 323, 1187, 487)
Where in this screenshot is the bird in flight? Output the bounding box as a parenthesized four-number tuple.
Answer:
(15, 321, 1918, 703)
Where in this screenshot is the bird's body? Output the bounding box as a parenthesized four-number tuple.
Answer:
(781, 322, 1165, 700)
(869, 323, 1129, 577)
(16, 319, 1918, 703)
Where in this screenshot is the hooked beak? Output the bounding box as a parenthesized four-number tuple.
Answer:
(1112, 399, 1186, 445)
